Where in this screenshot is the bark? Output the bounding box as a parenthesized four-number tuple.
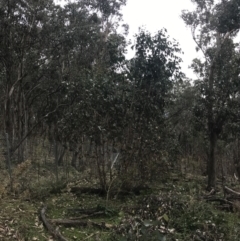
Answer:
(224, 186, 240, 196)
(71, 151, 79, 169)
(54, 140, 59, 182)
(50, 219, 111, 229)
(40, 206, 68, 241)
(234, 137, 240, 178)
(207, 130, 217, 190)
(58, 146, 66, 166)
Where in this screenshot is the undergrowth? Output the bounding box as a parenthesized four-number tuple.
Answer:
(0, 165, 239, 240)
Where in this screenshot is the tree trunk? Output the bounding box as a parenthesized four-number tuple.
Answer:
(207, 130, 217, 190)
(54, 139, 59, 182)
(58, 146, 65, 166)
(234, 137, 240, 178)
(71, 151, 79, 169)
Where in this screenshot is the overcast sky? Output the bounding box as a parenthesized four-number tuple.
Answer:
(56, 0, 199, 79)
(121, 0, 199, 79)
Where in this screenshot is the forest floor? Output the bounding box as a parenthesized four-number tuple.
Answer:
(0, 171, 240, 241)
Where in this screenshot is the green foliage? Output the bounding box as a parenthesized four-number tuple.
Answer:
(215, 0, 240, 33)
(169, 194, 240, 241)
(1, 0, 240, 239)
(181, 0, 240, 189)
(0, 0, 185, 188)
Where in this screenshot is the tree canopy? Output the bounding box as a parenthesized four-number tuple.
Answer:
(0, 0, 240, 192)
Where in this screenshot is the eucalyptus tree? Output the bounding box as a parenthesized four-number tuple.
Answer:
(0, 0, 128, 165)
(182, 0, 240, 189)
(42, 0, 129, 186)
(123, 28, 184, 180)
(53, 26, 184, 186)
(50, 1, 128, 136)
(0, 0, 61, 161)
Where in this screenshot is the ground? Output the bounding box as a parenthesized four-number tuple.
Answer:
(0, 170, 240, 241)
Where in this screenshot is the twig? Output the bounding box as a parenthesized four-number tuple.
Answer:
(83, 233, 95, 240)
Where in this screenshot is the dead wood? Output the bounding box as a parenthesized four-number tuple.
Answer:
(202, 186, 240, 212)
(205, 197, 233, 205)
(40, 206, 68, 241)
(70, 186, 151, 198)
(227, 196, 240, 201)
(70, 187, 106, 196)
(224, 186, 240, 196)
(67, 211, 105, 220)
(50, 219, 113, 230)
(216, 204, 232, 211)
(67, 207, 101, 214)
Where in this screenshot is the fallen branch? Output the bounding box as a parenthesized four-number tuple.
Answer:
(50, 219, 113, 230)
(70, 187, 105, 196)
(67, 211, 105, 220)
(40, 206, 68, 241)
(216, 204, 232, 211)
(67, 207, 101, 215)
(205, 197, 233, 205)
(224, 186, 240, 196)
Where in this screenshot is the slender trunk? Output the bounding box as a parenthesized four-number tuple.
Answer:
(207, 130, 217, 190)
(96, 145, 105, 190)
(71, 151, 78, 169)
(17, 87, 24, 163)
(24, 107, 28, 160)
(54, 139, 59, 182)
(5, 133, 12, 191)
(58, 146, 65, 166)
(234, 137, 240, 178)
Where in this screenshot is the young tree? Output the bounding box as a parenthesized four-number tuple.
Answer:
(125, 28, 184, 180)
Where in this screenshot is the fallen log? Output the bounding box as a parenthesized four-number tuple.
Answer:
(50, 219, 114, 230)
(70, 186, 151, 198)
(40, 206, 68, 241)
(227, 196, 240, 201)
(205, 197, 233, 205)
(216, 204, 232, 211)
(67, 207, 100, 214)
(70, 187, 106, 196)
(67, 211, 105, 220)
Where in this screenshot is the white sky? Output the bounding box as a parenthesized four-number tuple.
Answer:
(122, 0, 199, 79)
